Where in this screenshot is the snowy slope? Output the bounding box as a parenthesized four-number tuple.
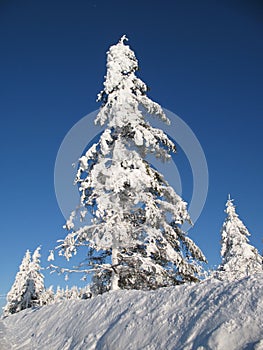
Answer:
(1, 275, 263, 350)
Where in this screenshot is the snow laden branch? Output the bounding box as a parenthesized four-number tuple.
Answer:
(55, 36, 206, 293)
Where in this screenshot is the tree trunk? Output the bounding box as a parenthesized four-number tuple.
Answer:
(111, 247, 120, 291)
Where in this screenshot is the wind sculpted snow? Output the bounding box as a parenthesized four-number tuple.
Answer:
(2, 275, 263, 350)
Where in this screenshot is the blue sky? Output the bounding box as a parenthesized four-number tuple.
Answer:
(1, 0, 262, 306)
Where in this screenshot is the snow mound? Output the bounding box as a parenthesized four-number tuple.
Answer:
(2, 275, 263, 350)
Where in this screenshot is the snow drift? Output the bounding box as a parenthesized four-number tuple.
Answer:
(1, 274, 263, 350)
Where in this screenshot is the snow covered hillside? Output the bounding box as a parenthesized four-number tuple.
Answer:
(1, 275, 263, 350)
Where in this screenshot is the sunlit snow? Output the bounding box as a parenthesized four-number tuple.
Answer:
(1, 275, 262, 349)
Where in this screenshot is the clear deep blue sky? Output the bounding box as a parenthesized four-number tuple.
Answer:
(1, 0, 263, 305)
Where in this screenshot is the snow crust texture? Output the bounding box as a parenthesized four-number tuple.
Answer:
(2, 274, 263, 350)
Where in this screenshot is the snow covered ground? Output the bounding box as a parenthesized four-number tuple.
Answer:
(1, 274, 263, 350)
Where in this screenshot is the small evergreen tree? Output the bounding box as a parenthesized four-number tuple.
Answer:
(217, 196, 262, 280)
(3, 250, 32, 316)
(54, 286, 64, 303)
(40, 286, 54, 306)
(69, 285, 80, 300)
(3, 247, 45, 316)
(57, 35, 206, 292)
(65, 286, 71, 300)
(31, 246, 45, 305)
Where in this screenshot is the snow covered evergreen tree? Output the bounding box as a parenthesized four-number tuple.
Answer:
(54, 286, 64, 303)
(57, 35, 206, 292)
(3, 247, 45, 316)
(3, 250, 32, 316)
(69, 285, 80, 300)
(217, 196, 262, 280)
(40, 286, 54, 306)
(30, 246, 45, 304)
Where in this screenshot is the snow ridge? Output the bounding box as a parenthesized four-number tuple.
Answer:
(2, 274, 263, 350)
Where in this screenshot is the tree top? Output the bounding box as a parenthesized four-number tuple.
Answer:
(225, 196, 238, 219)
(119, 35, 128, 44)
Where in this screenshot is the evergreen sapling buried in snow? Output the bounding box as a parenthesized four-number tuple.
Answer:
(56, 35, 207, 292)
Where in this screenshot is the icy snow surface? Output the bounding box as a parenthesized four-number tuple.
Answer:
(2, 274, 263, 350)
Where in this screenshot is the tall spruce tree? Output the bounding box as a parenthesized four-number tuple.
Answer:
(217, 196, 262, 280)
(3, 247, 45, 316)
(57, 36, 206, 291)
